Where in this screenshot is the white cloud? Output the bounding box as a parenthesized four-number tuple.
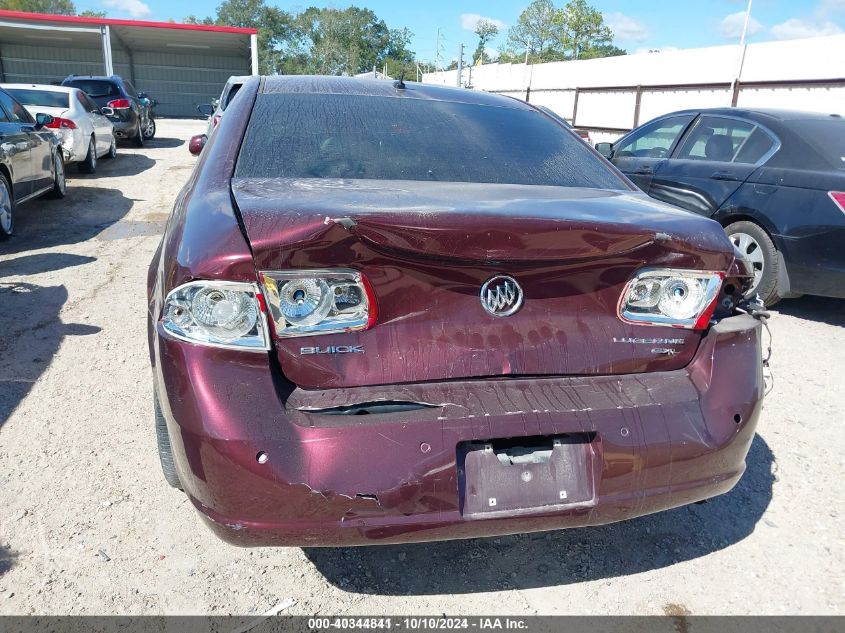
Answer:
(102, 0, 152, 18)
(460, 13, 506, 33)
(770, 17, 842, 39)
(605, 12, 649, 43)
(719, 11, 764, 39)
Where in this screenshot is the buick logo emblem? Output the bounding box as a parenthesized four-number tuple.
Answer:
(480, 275, 523, 317)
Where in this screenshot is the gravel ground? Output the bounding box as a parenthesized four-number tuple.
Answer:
(0, 119, 843, 616)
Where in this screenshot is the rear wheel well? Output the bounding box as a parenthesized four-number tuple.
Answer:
(718, 213, 765, 231)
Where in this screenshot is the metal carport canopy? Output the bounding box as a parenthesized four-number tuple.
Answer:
(0, 10, 257, 117)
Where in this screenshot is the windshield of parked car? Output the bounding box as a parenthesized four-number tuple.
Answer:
(235, 94, 629, 189)
(5, 88, 69, 109)
(792, 118, 845, 170)
(65, 80, 119, 98)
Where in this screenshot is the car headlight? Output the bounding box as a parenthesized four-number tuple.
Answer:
(619, 269, 724, 330)
(161, 281, 270, 350)
(260, 269, 377, 337)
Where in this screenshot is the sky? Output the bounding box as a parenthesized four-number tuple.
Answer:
(73, 0, 845, 63)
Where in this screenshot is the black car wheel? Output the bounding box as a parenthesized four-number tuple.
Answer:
(143, 117, 156, 140)
(47, 152, 67, 199)
(154, 395, 183, 490)
(79, 138, 97, 174)
(726, 220, 781, 306)
(0, 173, 14, 239)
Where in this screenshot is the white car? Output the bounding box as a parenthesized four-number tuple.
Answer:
(197, 75, 250, 137)
(0, 83, 116, 174)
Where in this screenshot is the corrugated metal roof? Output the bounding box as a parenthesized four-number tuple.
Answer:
(0, 9, 256, 34)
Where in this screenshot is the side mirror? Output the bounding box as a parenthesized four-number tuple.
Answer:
(595, 142, 613, 159)
(188, 134, 208, 156)
(35, 113, 54, 128)
(100, 107, 115, 117)
(196, 103, 214, 118)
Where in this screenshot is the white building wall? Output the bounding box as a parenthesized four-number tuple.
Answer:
(425, 35, 845, 140)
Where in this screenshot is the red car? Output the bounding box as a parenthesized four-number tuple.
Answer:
(147, 76, 764, 547)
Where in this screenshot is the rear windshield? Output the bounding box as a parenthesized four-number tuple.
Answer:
(65, 80, 119, 98)
(235, 93, 627, 189)
(5, 88, 69, 109)
(791, 118, 845, 170)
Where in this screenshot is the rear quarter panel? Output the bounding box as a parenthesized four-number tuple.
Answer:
(716, 167, 845, 295)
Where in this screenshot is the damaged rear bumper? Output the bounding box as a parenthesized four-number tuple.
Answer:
(154, 314, 763, 546)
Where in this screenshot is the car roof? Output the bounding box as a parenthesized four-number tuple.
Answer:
(260, 75, 535, 110)
(64, 75, 122, 82)
(1, 83, 76, 93)
(668, 107, 843, 124)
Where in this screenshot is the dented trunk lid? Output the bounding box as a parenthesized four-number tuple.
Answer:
(232, 178, 736, 389)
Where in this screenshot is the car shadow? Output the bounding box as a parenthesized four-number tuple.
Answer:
(0, 282, 100, 429)
(0, 186, 134, 256)
(0, 544, 18, 576)
(0, 252, 96, 278)
(303, 435, 774, 595)
(73, 153, 156, 178)
(773, 295, 844, 328)
(144, 136, 185, 149)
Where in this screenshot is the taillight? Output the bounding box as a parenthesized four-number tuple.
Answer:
(107, 99, 131, 109)
(830, 191, 845, 214)
(259, 269, 377, 337)
(212, 114, 221, 128)
(161, 281, 270, 351)
(45, 117, 77, 130)
(618, 269, 724, 330)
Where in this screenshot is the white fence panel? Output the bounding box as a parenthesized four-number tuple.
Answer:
(737, 85, 845, 115)
(638, 88, 732, 124)
(575, 90, 636, 129)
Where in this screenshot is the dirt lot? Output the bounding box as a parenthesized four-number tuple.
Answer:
(0, 119, 843, 616)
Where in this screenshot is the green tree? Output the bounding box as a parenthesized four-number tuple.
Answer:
(472, 18, 499, 65)
(505, 0, 564, 64)
(214, 0, 296, 74)
(293, 7, 414, 76)
(555, 0, 612, 60)
(579, 43, 626, 59)
(0, 0, 77, 14)
(184, 14, 215, 25)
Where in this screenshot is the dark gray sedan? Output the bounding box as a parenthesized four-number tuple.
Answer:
(0, 86, 66, 238)
(597, 108, 845, 305)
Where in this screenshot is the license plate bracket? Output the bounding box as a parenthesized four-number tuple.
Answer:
(458, 434, 598, 519)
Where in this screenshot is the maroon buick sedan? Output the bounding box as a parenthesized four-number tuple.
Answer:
(147, 76, 764, 547)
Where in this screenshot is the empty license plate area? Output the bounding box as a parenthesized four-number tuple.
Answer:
(457, 433, 599, 519)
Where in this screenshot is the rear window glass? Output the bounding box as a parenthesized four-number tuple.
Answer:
(235, 93, 627, 189)
(734, 128, 777, 164)
(5, 88, 69, 109)
(792, 119, 845, 170)
(65, 80, 119, 98)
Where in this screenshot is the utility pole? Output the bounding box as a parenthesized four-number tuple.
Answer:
(435, 28, 443, 74)
(456, 43, 464, 88)
(730, 0, 753, 106)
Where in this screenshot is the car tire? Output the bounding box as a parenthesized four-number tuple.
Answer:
(0, 173, 15, 239)
(79, 138, 97, 174)
(154, 395, 183, 490)
(142, 117, 156, 140)
(725, 220, 781, 306)
(46, 151, 67, 199)
(104, 136, 117, 159)
(133, 123, 145, 148)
